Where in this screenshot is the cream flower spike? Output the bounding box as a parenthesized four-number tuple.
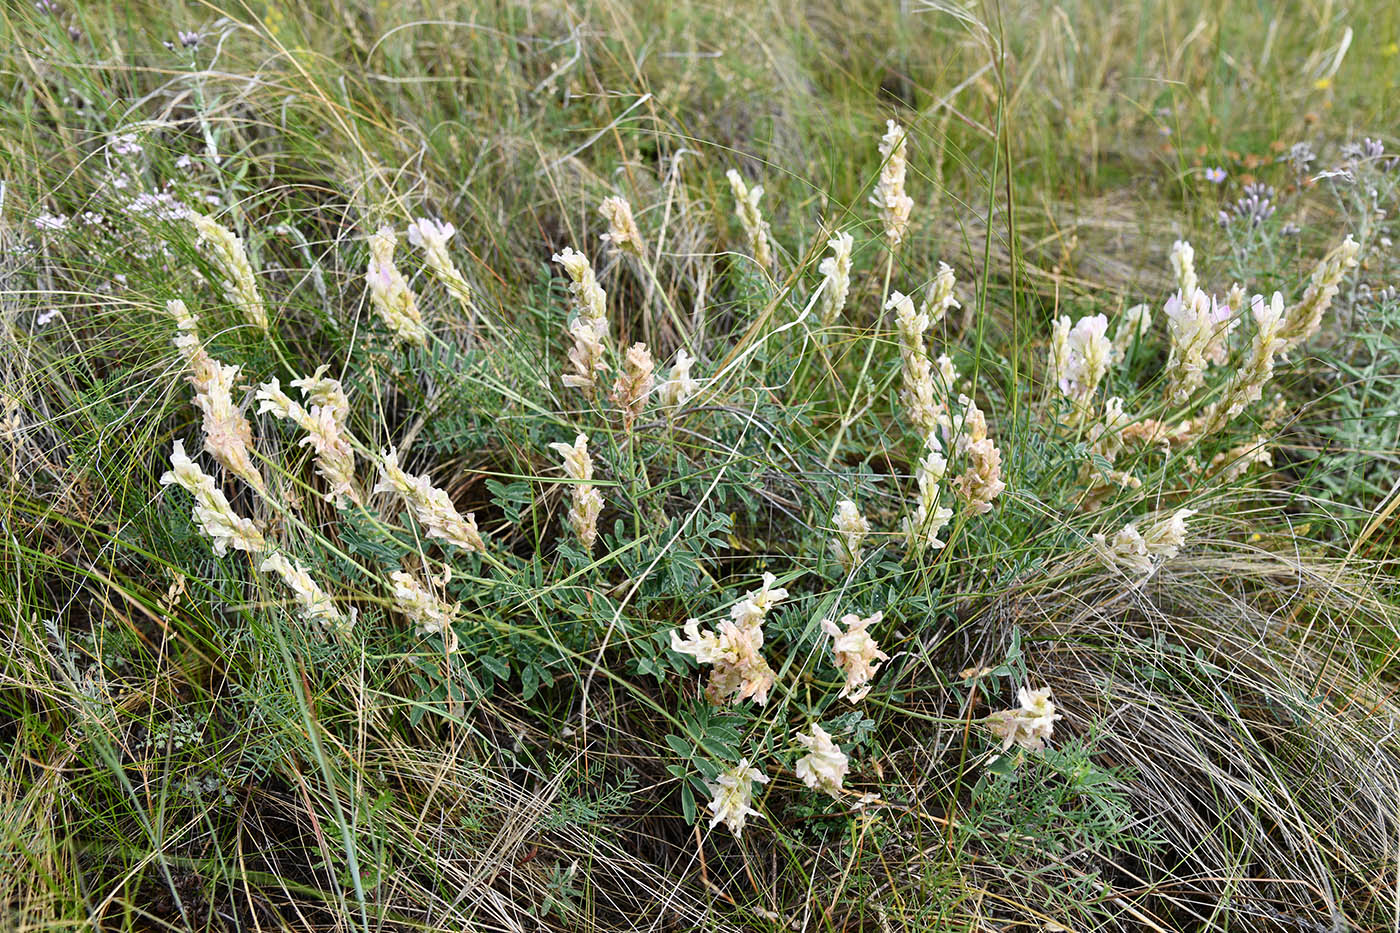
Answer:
(549, 433, 603, 550)
(1169, 239, 1197, 297)
(658, 348, 699, 409)
(260, 552, 349, 636)
(872, 119, 914, 248)
(921, 261, 960, 326)
(366, 226, 428, 345)
(816, 231, 854, 326)
(190, 211, 268, 331)
(374, 448, 486, 553)
(609, 342, 654, 432)
(256, 377, 359, 507)
(831, 498, 871, 570)
(407, 217, 476, 317)
(160, 440, 266, 556)
(598, 196, 644, 257)
(985, 687, 1062, 752)
(1278, 235, 1360, 354)
(725, 169, 774, 271)
(389, 570, 459, 648)
(552, 246, 609, 335)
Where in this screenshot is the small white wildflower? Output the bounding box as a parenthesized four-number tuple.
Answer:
(609, 342, 654, 432)
(831, 498, 871, 570)
(795, 724, 849, 801)
(389, 570, 459, 644)
(553, 246, 608, 334)
(1278, 235, 1360, 353)
(705, 758, 768, 836)
(407, 216, 476, 316)
(985, 686, 1062, 752)
(726, 169, 774, 271)
(822, 611, 888, 702)
(903, 440, 953, 552)
(1163, 288, 1235, 403)
(921, 261, 960, 326)
(160, 440, 266, 556)
(1112, 303, 1152, 355)
(1169, 239, 1197, 297)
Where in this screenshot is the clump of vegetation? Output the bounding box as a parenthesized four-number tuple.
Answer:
(3, 1, 1398, 930)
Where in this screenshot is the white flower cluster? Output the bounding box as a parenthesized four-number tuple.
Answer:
(670, 572, 786, 706)
(549, 433, 603, 550)
(159, 440, 266, 556)
(985, 687, 1062, 752)
(256, 369, 359, 506)
(1049, 313, 1113, 411)
(794, 724, 849, 801)
(657, 348, 699, 410)
(598, 196, 644, 257)
(1093, 508, 1197, 580)
(821, 610, 889, 702)
(704, 758, 768, 836)
(389, 570, 458, 645)
(831, 498, 871, 570)
(1163, 287, 1235, 403)
(260, 552, 349, 635)
(553, 247, 610, 395)
(816, 231, 853, 326)
(609, 342, 654, 432)
(165, 300, 267, 496)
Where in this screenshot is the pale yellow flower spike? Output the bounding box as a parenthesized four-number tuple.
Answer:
(598, 196, 644, 258)
(985, 687, 1063, 752)
(260, 552, 349, 636)
(389, 570, 459, 647)
(705, 759, 768, 836)
(821, 611, 889, 702)
(374, 448, 487, 553)
(366, 226, 429, 345)
(872, 119, 914, 248)
(256, 376, 360, 507)
(407, 217, 477, 318)
(725, 169, 774, 271)
(817, 231, 854, 326)
(549, 433, 603, 551)
(160, 440, 266, 557)
(1278, 235, 1360, 354)
(609, 342, 654, 432)
(795, 724, 849, 801)
(190, 211, 269, 331)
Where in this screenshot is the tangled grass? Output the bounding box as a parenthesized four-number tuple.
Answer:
(2, 1, 1399, 931)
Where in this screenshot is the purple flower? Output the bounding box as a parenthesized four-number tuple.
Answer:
(1204, 167, 1226, 184)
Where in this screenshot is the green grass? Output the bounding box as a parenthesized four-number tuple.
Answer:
(2, 1, 1399, 930)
